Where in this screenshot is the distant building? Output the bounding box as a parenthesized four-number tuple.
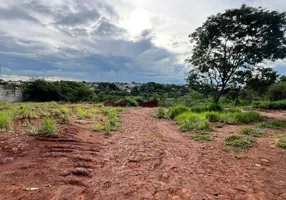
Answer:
(0, 85, 23, 102)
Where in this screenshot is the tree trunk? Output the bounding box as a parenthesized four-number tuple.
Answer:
(214, 85, 225, 104)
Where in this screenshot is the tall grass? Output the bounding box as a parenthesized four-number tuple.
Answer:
(0, 111, 14, 130)
(167, 105, 190, 119)
(253, 100, 286, 110)
(225, 134, 254, 149)
(176, 112, 211, 132)
(191, 103, 223, 113)
(39, 118, 58, 137)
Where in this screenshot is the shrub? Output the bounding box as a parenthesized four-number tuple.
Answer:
(257, 120, 286, 129)
(268, 82, 286, 101)
(225, 134, 254, 148)
(176, 112, 210, 132)
(277, 135, 286, 149)
(0, 111, 14, 130)
(155, 108, 167, 119)
(167, 105, 190, 119)
(241, 127, 263, 137)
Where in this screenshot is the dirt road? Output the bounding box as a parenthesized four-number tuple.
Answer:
(0, 108, 285, 200)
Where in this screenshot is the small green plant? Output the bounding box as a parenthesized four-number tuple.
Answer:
(191, 134, 212, 141)
(0, 111, 14, 130)
(93, 124, 104, 132)
(225, 134, 254, 149)
(39, 118, 58, 137)
(203, 111, 220, 122)
(19, 106, 37, 119)
(167, 105, 190, 119)
(155, 108, 167, 119)
(191, 103, 223, 113)
(277, 135, 286, 149)
(241, 127, 263, 137)
(76, 108, 91, 119)
(257, 120, 286, 129)
(59, 114, 70, 124)
(176, 112, 211, 132)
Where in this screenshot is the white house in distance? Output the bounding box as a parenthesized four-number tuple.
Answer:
(0, 85, 23, 102)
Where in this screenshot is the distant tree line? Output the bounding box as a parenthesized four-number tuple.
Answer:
(22, 79, 93, 102)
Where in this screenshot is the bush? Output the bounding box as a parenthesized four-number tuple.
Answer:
(155, 108, 167, 119)
(0, 111, 14, 130)
(241, 127, 263, 137)
(257, 120, 286, 129)
(176, 112, 211, 132)
(225, 134, 254, 148)
(268, 82, 286, 101)
(167, 105, 190, 119)
(277, 135, 286, 149)
(76, 108, 91, 119)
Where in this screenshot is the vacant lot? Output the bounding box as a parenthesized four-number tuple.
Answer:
(0, 104, 285, 200)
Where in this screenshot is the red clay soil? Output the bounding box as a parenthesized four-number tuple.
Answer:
(0, 108, 286, 200)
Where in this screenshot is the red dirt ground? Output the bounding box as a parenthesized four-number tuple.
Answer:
(0, 108, 285, 200)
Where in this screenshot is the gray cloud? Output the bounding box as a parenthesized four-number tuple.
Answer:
(0, 0, 285, 83)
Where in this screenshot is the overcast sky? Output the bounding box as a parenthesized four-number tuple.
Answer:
(0, 0, 286, 83)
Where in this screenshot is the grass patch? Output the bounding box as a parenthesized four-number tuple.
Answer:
(241, 127, 263, 137)
(0, 111, 14, 130)
(257, 120, 286, 129)
(59, 114, 70, 124)
(28, 118, 58, 137)
(167, 105, 190, 119)
(225, 134, 254, 149)
(191, 133, 212, 141)
(191, 103, 223, 113)
(176, 112, 211, 132)
(219, 111, 261, 124)
(253, 100, 286, 110)
(277, 135, 286, 149)
(76, 108, 91, 119)
(155, 108, 168, 119)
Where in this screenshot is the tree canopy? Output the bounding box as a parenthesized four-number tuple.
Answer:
(186, 4, 286, 103)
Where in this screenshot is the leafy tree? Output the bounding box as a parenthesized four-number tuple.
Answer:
(280, 75, 286, 82)
(234, 67, 279, 95)
(22, 79, 93, 102)
(186, 4, 286, 103)
(268, 82, 286, 101)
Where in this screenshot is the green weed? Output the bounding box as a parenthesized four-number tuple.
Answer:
(257, 120, 286, 129)
(176, 112, 210, 132)
(225, 134, 254, 149)
(241, 127, 263, 137)
(0, 111, 14, 130)
(155, 108, 168, 119)
(277, 135, 286, 149)
(167, 105, 190, 119)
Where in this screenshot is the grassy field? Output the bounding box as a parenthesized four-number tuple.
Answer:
(0, 102, 125, 136)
